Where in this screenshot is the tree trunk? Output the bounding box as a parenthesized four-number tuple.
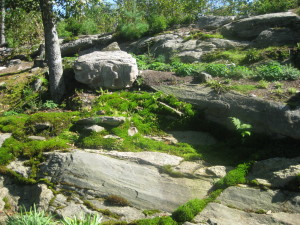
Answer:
(39, 0, 65, 103)
(0, 0, 5, 45)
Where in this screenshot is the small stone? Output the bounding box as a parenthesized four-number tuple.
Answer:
(197, 72, 213, 83)
(128, 127, 138, 136)
(102, 42, 121, 51)
(84, 125, 105, 133)
(103, 134, 121, 139)
(34, 122, 52, 131)
(96, 110, 106, 115)
(28, 136, 47, 141)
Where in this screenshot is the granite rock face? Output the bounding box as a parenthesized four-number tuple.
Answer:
(74, 51, 138, 89)
(39, 150, 213, 212)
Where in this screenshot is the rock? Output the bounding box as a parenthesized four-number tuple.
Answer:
(7, 160, 31, 178)
(84, 125, 105, 133)
(195, 165, 233, 178)
(31, 78, 44, 92)
(195, 72, 212, 83)
(74, 51, 138, 90)
(0, 133, 11, 147)
(55, 201, 94, 219)
(0, 67, 6, 71)
(217, 186, 300, 214)
(173, 161, 205, 175)
(99, 151, 183, 167)
(102, 42, 121, 51)
(220, 12, 300, 41)
(168, 131, 217, 146)
(40, 150, 213, 212)
(77, 116, 126, 127)
(197, 15, 235, 30)
(144, 135, 178, 144)
(152, 85, 300, 140)
(128, 126, 138, 136)
(61, 34, 113, 57)
(28, 136, 47, 141)
(103, 134, 121, 139)
(36, 184, 54, 211)
(33, 44, 47, 68)
(194, 202, 300, 225)
(34, 122, 52, 132)
(7, 59, 21, 67)
(0, 81, 6, 90)
(251, 28, 297, 48)
(247, 157, 300, 188)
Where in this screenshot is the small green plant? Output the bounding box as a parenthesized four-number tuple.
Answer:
(42, 100, 58, 109)
(62, 214, 102, 225)
(274, 81, 284, 89)
(229, 66, 254, 79)
(142, 209, 161, 216)
(230, 117, 252, 138)
(160, 165, 184, 178)
(205, 64, 229, 77)
(172, 199, 208, 222)
(3, 196, 12, 210)
(243, 49, 262, 64)
(6, 205, 55, 225)
(256, 80, 269, 89)
(136, 216, 177, 225)
(287, 87, 298, 95)
(2, 110, 19, 116)
(206, 80, 231, 94)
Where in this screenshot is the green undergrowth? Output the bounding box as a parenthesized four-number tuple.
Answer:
(184, 31, 224, 41)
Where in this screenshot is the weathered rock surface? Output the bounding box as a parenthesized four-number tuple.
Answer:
(152, 84, 300, 140)
(220, 12, 300, 41)
(247, 157, 300, 188)
(77, 116, 126, 127)
(194, 202, 300, 225)
(197, 15, 235, 30)
(7, 160, 31, 178)
(0, 133, 11, 147)
(84, 125, 106, 133)
(39, 150, 213, 212)
(168, 131, 217, 146)
(74, 51, 138, 89)
(60, 34, 113, 56)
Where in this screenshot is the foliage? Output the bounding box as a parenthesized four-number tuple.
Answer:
(215, 163, 251, 189)
(229, 66, 254, 79)
(148, 14, 168, 34)
(62, 214, 102, 225)
(204, 64, 229, 77)
(256, 80, 270, 89)
(6, 205, 56, 225)
(255, 62, 300, 81)
(42, 100, 58, 110)
(172, 62, 198, 76)
(206, 80, 232, 94)
(201, 49, 246, 64)
(251, 0, 299, 15)
(184, 31, 224, 41)
(230, 117, 252, 138)
(172, 199, 208, 222)
(142, 209, 161, 216)
(230, 84, 257, 94)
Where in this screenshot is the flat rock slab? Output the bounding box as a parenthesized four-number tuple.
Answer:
(194, 203, 300, 225)
(247, 157, 300, 188)
(40, 150, 213, 212)
(98, 150, 183, 167)
(218, 186, 300, 214)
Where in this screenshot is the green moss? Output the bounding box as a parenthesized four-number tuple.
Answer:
(160, 165, 185, 178)
(105, 195, 131, 207)
(83, 200, 120, 219)
(184, 31, 224, 41)
(215, 163, 251, 189)
(142, 209, 161, 216)
(231, 84, 257, 94)
(3, 196, 12, 210)
(0, 166, 36, 184)
(0, 114, 28, 138)
(202, 49, 247, 64)
(172, 199, 208, 222)
(135, 216, 177, 225)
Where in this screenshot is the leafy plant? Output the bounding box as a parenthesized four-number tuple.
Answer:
(204, 64, 229, 77)
(62, 214, 102, 225)
(42, 100, 58, 109)
(148, 14, 168, 34)
(287, 87, 298, 94)
(6, 205, 56, 225)
(230, 117, 252, 138)
(255, 61, 283, 81)
(256, 80, 269, 89)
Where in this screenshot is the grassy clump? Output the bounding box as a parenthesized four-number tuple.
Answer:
(184, 31, 224, 41)
(135, 216, 177, 225)
(105, 195, 131, 207)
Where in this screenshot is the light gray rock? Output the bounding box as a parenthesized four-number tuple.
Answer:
(195, 165, 233, 178)
(220, 12, 300, 41)
(194, 202, 300, 225)
(247, 157, 300, 188)
(99, 151, 183, 167)
(28, 136, 47, 141)
(196, 72, 213, 83)
(0, 133, 11, 147)
(40, 150, 213, 212)
(55, 201, 94, 219)
(77, 116, 126, 127)
(61, 34, 113, 57)
(0, 81, 6, 90)
(173, 161, 205, 176)
(218, 186, 300, 214)
(7, 160, 31, 178)
(74, 51, 138, 90)
(103, 134, 121, 139)
(36, 184, 54, 211)
(84, 125, 105, 133)
(152, 84, 300, 140)
(197, 15, 235, 30)
(128, 126, 138, 136)
(102, 42, 121, 51)
(31, 78, 44, 92)
(7, 59, 21, 67)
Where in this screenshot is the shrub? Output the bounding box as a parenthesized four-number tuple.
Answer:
(251, 0, 298, 15)
(172, 62, 198, 76)
(243, 49, 263, 64)
(119, 22, 149, 40)
(205, 64, 229, 77)
(105, 195, 131, 206)
(79, 18, 99, 35)
(136, 216, 176, 225)
(148, 14, 168, 34)
(57, 20, 73, 38)
(281, 64, 300, 80)
(229, 66, 254, 79)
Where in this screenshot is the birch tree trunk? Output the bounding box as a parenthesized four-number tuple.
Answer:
(0, 0, 5, 45)
(39, 0, 65, 103)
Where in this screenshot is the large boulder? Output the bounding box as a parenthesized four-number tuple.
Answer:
(39, 150, 213, 212)
(152, 84, 300, 140)
(60, 34, 113, 57)
(197, 15, 235, 30)
(220, 12, 300, 41)
(74, 51, 138, 90)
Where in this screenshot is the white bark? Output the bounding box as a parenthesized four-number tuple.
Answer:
(0, 0, 5, 44)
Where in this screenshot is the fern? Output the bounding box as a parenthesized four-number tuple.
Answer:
(230, 117, 252, 138)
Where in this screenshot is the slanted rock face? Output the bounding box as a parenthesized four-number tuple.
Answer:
(74, 51, 138, 90)
(220, 12, 300, 41)
(39, 150, 213, 212)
